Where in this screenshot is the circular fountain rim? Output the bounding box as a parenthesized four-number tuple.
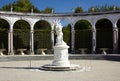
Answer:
(40, 64, 82, 71)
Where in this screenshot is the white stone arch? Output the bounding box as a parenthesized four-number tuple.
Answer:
(0, 16, 11, 28)
(94, 15, 113, 27)
(116, 15, 120, 22)
(59, 17, 71, 29)
(13, 18, 31, 29)
(116, 15, 120, 28)
(0, 17, 10, 28)
(34, 19, 51, 30)
(74, 18, 92, 29)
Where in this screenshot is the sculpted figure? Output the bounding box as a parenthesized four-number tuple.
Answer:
(55, 23, 66, 46)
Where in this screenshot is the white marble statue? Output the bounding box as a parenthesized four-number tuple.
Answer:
(55, 23, 66, 46)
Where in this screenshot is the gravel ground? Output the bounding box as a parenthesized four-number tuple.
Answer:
(0, 60, 120, 81)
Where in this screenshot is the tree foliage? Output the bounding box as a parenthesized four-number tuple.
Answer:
(74, 6, 83, 13)
(88, 5, 120, 12)
(41, 8, 53, 13)
(0, 0, 40, 13)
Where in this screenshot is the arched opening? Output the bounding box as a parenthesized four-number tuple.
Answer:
(96, 18, 113, 53)
(117, 19, 120, 53)
(74, 20, 92, 53)
(60, 20, 71, 52)
(0, 19, 9, 54)
(13, 20, 30, 54)
(34, 20, 52, 54)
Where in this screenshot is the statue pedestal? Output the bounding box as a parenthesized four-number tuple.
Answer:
(40, 44, 81, 71)
(52, 44, 70, 67)
(40, 22, 80, 71)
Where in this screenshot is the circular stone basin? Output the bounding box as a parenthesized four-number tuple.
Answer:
(40, 64, 82, 71)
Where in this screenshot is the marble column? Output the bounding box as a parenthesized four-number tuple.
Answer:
(30, 30, 34, 55)
(51, 24, 55, 48)
(71, 24, 75, 54)
(92, 28, 96, 54)
(113, 27, 118, 53)
(51, 30, 54, 49)
(8, 29, 14, 55)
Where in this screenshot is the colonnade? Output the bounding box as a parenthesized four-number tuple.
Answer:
(0, 11, 120, 54)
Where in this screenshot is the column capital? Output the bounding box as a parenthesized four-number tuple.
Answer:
(113, 27, 118, 31)
(9, 29, 13, 33)
(30, 30, 34, 33)
(51, 30, 54, 33)
(92, 28, 96, 32)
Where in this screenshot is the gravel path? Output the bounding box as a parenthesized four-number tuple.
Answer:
(0, 60, 120, 81)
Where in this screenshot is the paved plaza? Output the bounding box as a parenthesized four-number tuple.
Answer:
(0, 59, 120, 81)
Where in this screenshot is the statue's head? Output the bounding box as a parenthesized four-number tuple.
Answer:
(56, 27, 62, 32)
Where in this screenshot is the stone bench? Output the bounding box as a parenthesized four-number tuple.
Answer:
(37, 48, 47, 55)
(0, 49, 6, 56)
(17, 49, 26, 55)
(99, 48, 108, 55)
(78, 48, 87, 54)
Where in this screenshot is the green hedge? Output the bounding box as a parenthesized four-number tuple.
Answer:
(96, 29, 113, 49)
(75, 30, 92, 50)
(0, 29, 8, 49)
(63, 30, 71, 46)
(13, 30, 30, 49)
(34, 30, 52, 49)
(13, 30, 52, 50)
(0, 29, 114, 53)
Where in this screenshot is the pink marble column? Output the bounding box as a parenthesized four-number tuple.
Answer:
(92, 28, 96, 54)
(113, 28, 118, 53)
(71, 24, 75, 53)
(30, 30, 34, 55)
(8, 30, 14, 55)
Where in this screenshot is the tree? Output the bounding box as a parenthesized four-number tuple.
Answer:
(41, 8, 53, 13)
(62, 24, 71, 31)
(74, 6, 83, 13)
(88, 5, 120, 12)
(88, 6, 100, 12)
(0, 0, 40, 13)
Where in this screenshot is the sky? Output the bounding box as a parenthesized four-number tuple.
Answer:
(0, 0, 120, 13)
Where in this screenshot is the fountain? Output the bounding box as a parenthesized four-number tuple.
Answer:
(40, 22, 81, 71)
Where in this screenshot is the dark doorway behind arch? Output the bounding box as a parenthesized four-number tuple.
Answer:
(74, 20, 92, 53)
(117, 19, 120, 53)
(0, 19, 9, 54)
(34, 20, 52, 54)
(13, 20, 30, 54)
(96, 18, 113, 53)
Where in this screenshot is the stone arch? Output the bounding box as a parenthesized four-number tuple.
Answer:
(117, 19, 120, 52)
(117, 19, 120, 28)
(95, 18, 113, 53)
(0, 17, 11, 28)
(13, 19, 30, 29)
(34, 20, 52, 54)
(13, 19, 31, 53)
(95, 16, 113, 26)
(0, 18, 10, 54)
(34, 20, 51, 30)
(0, 18, 10, 29)
(74, 19, 92, 53)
